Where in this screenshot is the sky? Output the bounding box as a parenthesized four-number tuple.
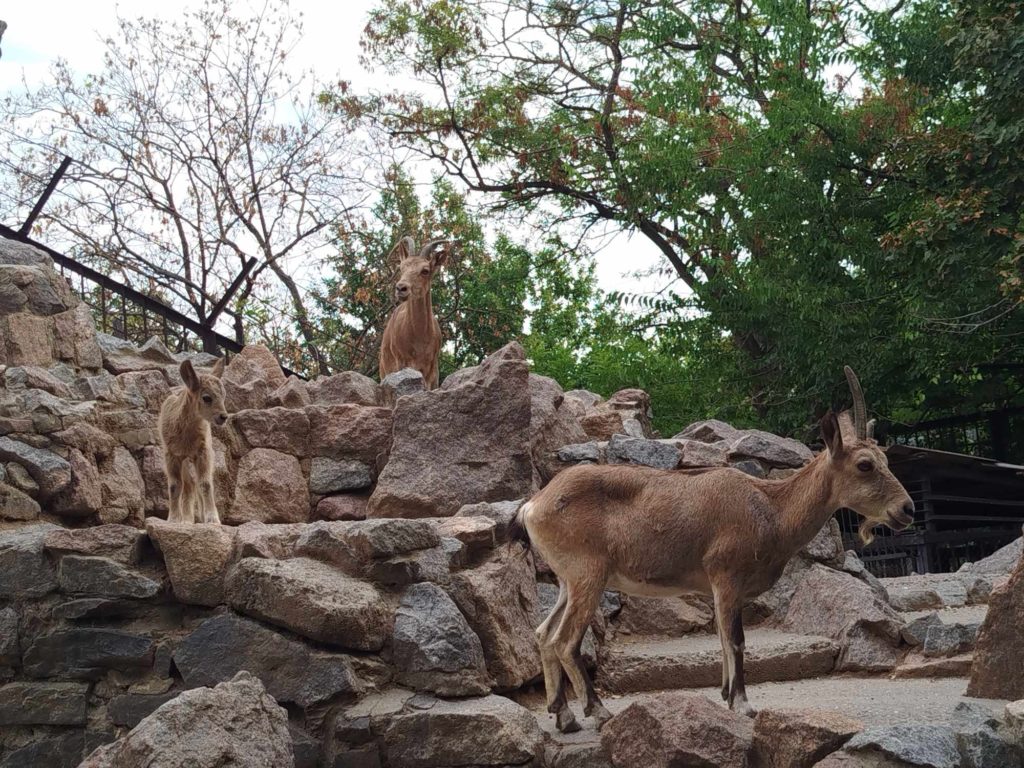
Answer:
(0, 0, 664, 297)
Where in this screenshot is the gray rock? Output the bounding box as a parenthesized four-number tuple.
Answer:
(173, 613, 361, 708)
(845, 725, 960, 768)
(290, 725, 321, 768)
(309, 457, 374, 494)
(732, 459, 767, 478)
(44, 524, 147, 565)
(226, 557, 391, 650)
(79, 672, 292, 768)
(23, 628, 154, 679)
(295, 519, 440, 571)
(674, 419, 741, 444)
(58, 555, 161, 599)
(308, 370, 381, 407)
(0, 730, 86, 768)
(0, 481, 40, 520)
(729, 429, 813, 468)
(109, 692, 181, 728)
(0, 238, 52, 267)
(962, 537, 1022, 577)
(923, 621, 979, 658)
(5, 462, 37, 493)
(366, 546, 451, 587)
(0, 523, 59, 599)
(950, 701, 1022, 768)
(0, 608, 19, 666)
(380, 367, 425, 407)
(454, 499, 522, 539)
(677, 438, 729, 468)
(392, 583, 490, 695)
(902, 612, 943, 647)
(382, 694, 543, 768)
(96, 333, 176, 374)
(564, 389, 603, 410)
(0, 437, 71, 499)
(0, 681, 89, 725)
(607, 434, 680, 469)
(557, 441, 603, 463)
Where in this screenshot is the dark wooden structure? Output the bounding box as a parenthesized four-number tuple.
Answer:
(837, 444, 1024, 577)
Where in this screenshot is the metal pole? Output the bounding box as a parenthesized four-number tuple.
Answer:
(19, 156, 72, 236)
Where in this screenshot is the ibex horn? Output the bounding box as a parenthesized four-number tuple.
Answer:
(390, 236, 417, 261)
(418, 239, 449, 259)
(843, 365, 868, 440)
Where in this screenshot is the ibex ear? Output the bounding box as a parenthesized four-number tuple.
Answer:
(388, 236, 414, 263)
(210, 357, 225, 379)
(820, 410, 844, 457)
(180, 360, 201, 393)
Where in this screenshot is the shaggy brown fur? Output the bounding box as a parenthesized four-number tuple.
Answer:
(516, 369, 915, 733)
(158, 358, 228, 524)
(378, 236, 449, 390)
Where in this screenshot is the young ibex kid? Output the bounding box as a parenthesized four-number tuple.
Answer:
(158, 358, 228, 524)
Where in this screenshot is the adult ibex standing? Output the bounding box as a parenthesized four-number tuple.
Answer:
(379, 236, 449, 390)
(511, 367, 914, 733)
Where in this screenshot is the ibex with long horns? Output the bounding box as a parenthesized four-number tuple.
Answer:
(511, 367, 914, 733)
(379, 236, 450, 390)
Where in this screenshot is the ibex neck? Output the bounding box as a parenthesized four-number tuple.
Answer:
(403, 291, 434, 329)
(765, 452, 838, 554)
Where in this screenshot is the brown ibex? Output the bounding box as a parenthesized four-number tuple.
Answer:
(158, 358, 228, 524)
(511, 367, 914, 733)
(379, 236, 449, 390)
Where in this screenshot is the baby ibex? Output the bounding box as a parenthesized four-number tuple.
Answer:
(158, 358, 228, 524)
(512, 367, 914, 733)
(379, 236, 449, 390)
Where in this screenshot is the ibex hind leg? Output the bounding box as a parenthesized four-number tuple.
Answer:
(552, 578, 612, 730)
(537, 582, 580, 733)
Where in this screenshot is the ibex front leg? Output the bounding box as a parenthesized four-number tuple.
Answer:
(712, 577, 755, 717)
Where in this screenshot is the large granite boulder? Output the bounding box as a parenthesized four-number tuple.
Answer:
(968, 549, 1024, 699)
(228, 447, 309, 524)
(368, 343, 533, 518)
(146, 519, 237, 606)
(79, 672, 292, 768)
(221, 344, 286, 412)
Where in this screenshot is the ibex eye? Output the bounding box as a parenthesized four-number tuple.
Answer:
(202, 394, 213, 404)
(421, 268, 430, 276)
(856, 460, 873, 472)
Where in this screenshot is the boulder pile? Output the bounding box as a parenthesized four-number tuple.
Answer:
(0, 234, 1022, 767)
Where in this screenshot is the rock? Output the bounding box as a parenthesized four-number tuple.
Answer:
(109, 692, 181, 728)
(581, 410, 632, 441)
(233, 406, 311, 456)
(367, 545, 451, 586)
(782, 565, 903, 672)
(429, 515, 498, 558)
(230, 521, 303, 559)
(0, 237, 52, 266)
(23, 628, 154, 679)
(117, 369, 171, 410)
(564, 389, 603, 410)
(677, 438, 729, 468)
(146, 518, 236, 606)
(295, 519, 440, 571)
(950, 700, 1021, 768)
(4, 460, 40, 494)
(601, 692, 753, 768)
(892, 653, 974, 679)
(557, 442, 603, 463)
(54, 303, 103, 370)
(308, 370, 381, 406)
(3, 311, 54, 366)
(803, 519, 846, 567)
(382, 694, 543, 768)
(317, 494, 370, 521)
(529, 373, 589, 482)
(884, 581, 943, 612)
(0, 730, 87, 768)
(45, 523, 147, 565)
(58, 555, 161, 599)
(305, 404, 394, 463)
(448, 550, 541, 689)
(226, 557, 391, 650)
(0, 681, 89, 725)
(675, 419, 742, 444)
(96, 333, 176, 374)
(380, 367, 425, 407)
(368, 342, 533, 518)
(141, 445, 169, 513)
(729, 429, 813, 468)
(0, 523, 58, 599)
(843, 725, 960, 768)
(616, 595, 714, 636)
(221, 344, 287, 412)
(309, 456, 374, 494)
(228, 447, 310, 524)
(174, 614, 361, 708)
(79, 672, 292, 768)
(963, 537, 1022, 576)
(922, 622, 978, 658)
(901, 613, 942, 647)
(4, 364, 73, 396)
(267, 375, 310, 408)
(392, 583, 490, 695)
(733, 458, 767, 478)
(1006, 700, 1024, 744)
(607, 434, 681, 469)
(49, 447, 103, 517)
(0, 607, 19, 666)
(968, 554, 1024, 699)
(454, 499, 522, 539)
(0, 481, 40, 519)
(0, 435, 71, 498)
(752, 708, 864, 768)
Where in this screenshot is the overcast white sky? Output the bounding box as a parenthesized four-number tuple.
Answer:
(0, 0, 663, 296)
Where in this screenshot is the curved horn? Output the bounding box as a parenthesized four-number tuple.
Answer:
(843, 365, 868, 440)
(866, 418, 877, 440)
(388, 236, 417, 262)
(417, 239, 449, 259)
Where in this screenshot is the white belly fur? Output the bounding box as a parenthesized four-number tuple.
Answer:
(607, 573, 707, 598)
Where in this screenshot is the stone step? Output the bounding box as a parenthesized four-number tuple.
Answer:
(596, 629, 838, 694)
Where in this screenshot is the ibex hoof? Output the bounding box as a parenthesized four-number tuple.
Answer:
(732, 700, 756, 718)
(556, 708, 581, 734)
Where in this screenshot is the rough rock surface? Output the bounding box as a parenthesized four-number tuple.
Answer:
(368, 342, 534, 518)
(146, 519, 237, 606)
(228, 447, 309, 524)
(752, 708, 864, 768)
(0, 522, 59, 599)
(79, 672, 292, 768)
(968, 553, 1024, 699)
(601, 692, 754, 768)
(221, 344, 287, 412)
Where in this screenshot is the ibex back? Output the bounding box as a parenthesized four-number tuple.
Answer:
(511, 367, 914, 733)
